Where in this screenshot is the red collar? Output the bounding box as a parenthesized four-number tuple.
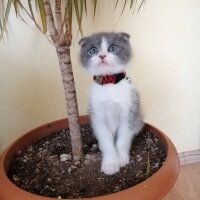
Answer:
(93, 72, 126, 85)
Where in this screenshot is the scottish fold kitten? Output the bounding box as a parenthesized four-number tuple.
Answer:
(79, 32, 143, 175)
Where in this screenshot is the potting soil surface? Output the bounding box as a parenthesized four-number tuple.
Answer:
(8, 124, 167, 198)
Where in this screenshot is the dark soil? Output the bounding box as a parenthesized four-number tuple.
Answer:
(8, 124, 167, 198)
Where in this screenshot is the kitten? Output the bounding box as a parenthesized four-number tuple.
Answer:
(79, 32, 143, 175)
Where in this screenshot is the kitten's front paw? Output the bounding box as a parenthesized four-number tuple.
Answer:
(119, 154, 129, 168)
(101, 159, 120, 175)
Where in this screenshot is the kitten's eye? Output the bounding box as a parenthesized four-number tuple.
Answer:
(88, 47, 98, 56)
(108, 45, 119, 54)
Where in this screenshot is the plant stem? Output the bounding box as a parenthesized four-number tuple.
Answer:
(44, 0, 83, 161)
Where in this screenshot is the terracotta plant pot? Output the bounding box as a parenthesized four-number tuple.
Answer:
(0, 116, 180, 200)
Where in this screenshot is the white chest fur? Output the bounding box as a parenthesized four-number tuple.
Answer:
(89, 79, 134, 134)
(90, 79, 133, 106)
(90, 79, 132, 106)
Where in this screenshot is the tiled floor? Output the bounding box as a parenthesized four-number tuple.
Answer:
(163, 163, 200, 200)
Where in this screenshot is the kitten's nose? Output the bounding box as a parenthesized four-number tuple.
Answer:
(99, 55, 106, 60)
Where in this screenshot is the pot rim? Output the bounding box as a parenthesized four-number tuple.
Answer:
(0, 116, 180, 200)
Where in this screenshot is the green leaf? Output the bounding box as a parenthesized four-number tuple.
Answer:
(93, 0, 97, 17)
(0, 19, 2, 30)
(69, 0, 73, 27)
(35, 0, 38, 11)
(0, 19, 3, 38)
(146, 153, 151, 178)
(37, 0, 47, 33)
(80, 0, 84, 22)
(74, 0, 83, 35)
(130, 0, 134, 8)
(0, 1, 4, 38)
(27, 0, 43, 31)
(132, 0, 137, 14)
(64, 0, 73, 33)
(115, 0, 127, 25)
(0, 0, 4, 19)
(3, 0, 13, 28)
(84, 0, 87, 16)
(120, 0, 127, 17)
(138, 0, 145, 12)
(68, 0, 73, 26)
(14, 0, 43, 32)
(28, 0, 36, 22)
(114, 0, 119, 11)
(12, 1, 29, 26)
(13, 0, 20, 17)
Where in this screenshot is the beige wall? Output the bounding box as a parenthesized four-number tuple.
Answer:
(0, 0, 200, 153)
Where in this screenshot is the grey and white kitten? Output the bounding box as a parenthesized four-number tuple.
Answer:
(79, 32, 143, 175)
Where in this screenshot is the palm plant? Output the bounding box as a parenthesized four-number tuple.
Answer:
(0, 0, 144, 161)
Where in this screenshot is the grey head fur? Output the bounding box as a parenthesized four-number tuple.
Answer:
(79, 32, 132, 68)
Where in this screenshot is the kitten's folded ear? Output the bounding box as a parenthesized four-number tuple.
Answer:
(118, 32, 130, 41)
(79, 37, 88, 47)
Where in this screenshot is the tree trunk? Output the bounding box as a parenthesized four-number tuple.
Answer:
(56, 44, 83, 161)
(44, 0, 83, 160)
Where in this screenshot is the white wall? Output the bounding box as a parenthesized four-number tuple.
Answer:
(0, 0, 200, 153)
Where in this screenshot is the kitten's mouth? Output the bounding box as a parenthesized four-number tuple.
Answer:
(99, 60, 108, 66)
